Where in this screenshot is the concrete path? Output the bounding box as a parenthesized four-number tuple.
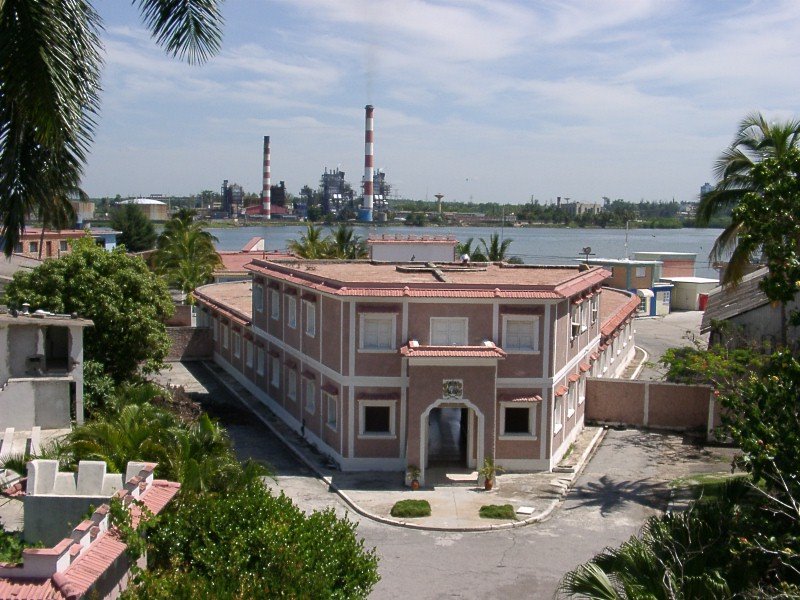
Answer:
(634, 310, 706, 380)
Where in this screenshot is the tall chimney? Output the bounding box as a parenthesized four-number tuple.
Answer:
(359, 105, 374, 222)
(261, 136, 271, 219)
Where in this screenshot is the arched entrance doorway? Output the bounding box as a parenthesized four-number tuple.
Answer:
(419, 398, 484, 486)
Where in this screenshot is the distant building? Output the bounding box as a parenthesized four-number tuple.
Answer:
(633, 252, 696, 278)
(582, 257, 673, 316)
(367, 235, 458, 262)
(700, 182, 714, 197)
(116, 198, 168, 221)
(8, 228, 119, 259)
(69, 201, 95, 227)
(321, 168, 351, 215)
(221, 180, 244, 215)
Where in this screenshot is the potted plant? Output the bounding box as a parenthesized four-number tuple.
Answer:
(407, 465, 421, 490)
(478, 456, 504, 491)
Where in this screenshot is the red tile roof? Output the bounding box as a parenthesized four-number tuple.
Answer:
(216, 250, 293, 274)
(498, 394, 543, 403)
(0, 578, 59, 599)
(400, 341, 507, 359)
(555, 386, 569, 397)
(600, 289, 640, 338)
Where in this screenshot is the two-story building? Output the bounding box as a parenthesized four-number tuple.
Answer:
(194, 260, 638, 485)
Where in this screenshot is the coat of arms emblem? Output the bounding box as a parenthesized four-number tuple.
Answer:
(442, 379, 463, 399)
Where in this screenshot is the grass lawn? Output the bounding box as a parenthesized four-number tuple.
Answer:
(670, 472, 750, 502)
(479, 504, 516, 520)
(390, 499, 431, 518)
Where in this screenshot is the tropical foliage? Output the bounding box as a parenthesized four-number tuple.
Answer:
(5, 237, 173, 381)
(111, 204, 157, 252)
(0, 0, 223, 257)
(455, 233, 521, 263)
(152, 209, 221, 299)
(697, 112, 800, 285)
(125, 480, 380, 599)
(288, 223, 368, 259)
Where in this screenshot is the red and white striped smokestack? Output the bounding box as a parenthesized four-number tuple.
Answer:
(360, 105, 374, 222)
(261, 136, 271, 219)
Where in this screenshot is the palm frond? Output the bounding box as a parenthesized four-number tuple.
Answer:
(136, 0, 224, 65)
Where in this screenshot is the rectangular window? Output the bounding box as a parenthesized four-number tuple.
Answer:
(29, 241, 38, 253)
(639, 296, 648, 313)
(568, 385, 577, 417)
(59, 240, 68, 252)
(635, 266, 646, 278)
(501, 405, 536, 437)
(579, 378, 586, 404)
(591, 296, 599, 324)
(287, 295, 297, 329)
(554, 397, 563, 433)
(503, 317, 539, 352)
(430, 317, 467, 346)
(246, 341, 253, 368)
(287, 369, 296, 401)
(271, 289, 280, 320)
(213, 319, 218, 341)
(304, 379, 316, 414)
(359, 401, 396, 436)
(257, 348, 264, 375)
(326, 393, 337, 430)
(570, 307, 580, 340)
(223, 325, 229, 349)
(233, 332, 241, 358)
(360, 315, 394, 350)
(254, 285, 264, 313)
(305, 301, 316, 337)
(270, 356, 280, 388)
(13, 242, 22, 253)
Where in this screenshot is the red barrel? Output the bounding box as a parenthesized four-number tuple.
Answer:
(698, 293, 709, 310)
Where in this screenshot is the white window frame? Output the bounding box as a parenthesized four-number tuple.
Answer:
(430, 317, 468, 346)
(233, 332, 241, 358)
(270, 289, 280, 320)
(287, 368, 297, 401)
(591, 296, 599, 324)
(570, 306, 580, 341)
(256, 348, 264, 375)
(304, 301, 316, 337)
(554, 396, 563, 434)
(325, 392, 337, 430)
(246, 340, 253, 368)
(359, 313, 396, 352)
(568, 385, 577, 417)
(223, 324, 229, 349)
(287, 295, 297, 329)
(270, 356, 280, 388)
(635, 266, 646, 278)
(358, 400, 396, 438)
(304, 378, 316, 414)
(502, 316, 540, 353)
(639, 296, 648, 313)
(579, 377, 586, 405)
(254, 285, 264, 313)
(499, 402, 537, 440)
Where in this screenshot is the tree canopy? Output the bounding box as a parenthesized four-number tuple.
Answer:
(5, 236, 173, 381)
(111, 203, 157, 252)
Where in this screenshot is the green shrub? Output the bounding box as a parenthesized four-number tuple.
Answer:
(390, 499, 431, 518)
(479, 504, 516, 520)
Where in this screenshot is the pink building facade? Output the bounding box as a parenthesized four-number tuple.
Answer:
(194, 260, 638, 485)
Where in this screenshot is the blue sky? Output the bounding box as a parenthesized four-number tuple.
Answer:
(85, 0, 800, 205)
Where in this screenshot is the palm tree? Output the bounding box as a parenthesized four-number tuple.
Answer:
(697, 112, 800, 285)
(288, 223, 330, 259)
(479, 233, 513, 262)
(0, 0, 223, 256)
(455, 237, 486, 262)
(153, 212, 221, 300)
(328, 224, 367, 259)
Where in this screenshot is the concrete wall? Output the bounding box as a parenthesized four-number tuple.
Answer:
(164, 304, 194, 327)
(585, 378, 720, 435)
(370, 242, 456, 262)
(0, 379, 71, 429)
(166, 327, 212, 361)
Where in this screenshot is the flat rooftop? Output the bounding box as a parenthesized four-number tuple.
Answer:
(195, 280, 252, 322)
(245, 260, 610, 299)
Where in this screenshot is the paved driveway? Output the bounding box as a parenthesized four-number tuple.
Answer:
(162, 362, 732, 599)
(634, 310, 706, 380)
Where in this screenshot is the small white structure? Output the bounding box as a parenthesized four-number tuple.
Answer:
(0, 311, 92, 429)
(661, 276, 718, 311)
(367, 235, 458, 262)
(116, 198, 168, 220)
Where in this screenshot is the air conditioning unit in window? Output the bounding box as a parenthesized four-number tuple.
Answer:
(571, 321, 581, 338)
